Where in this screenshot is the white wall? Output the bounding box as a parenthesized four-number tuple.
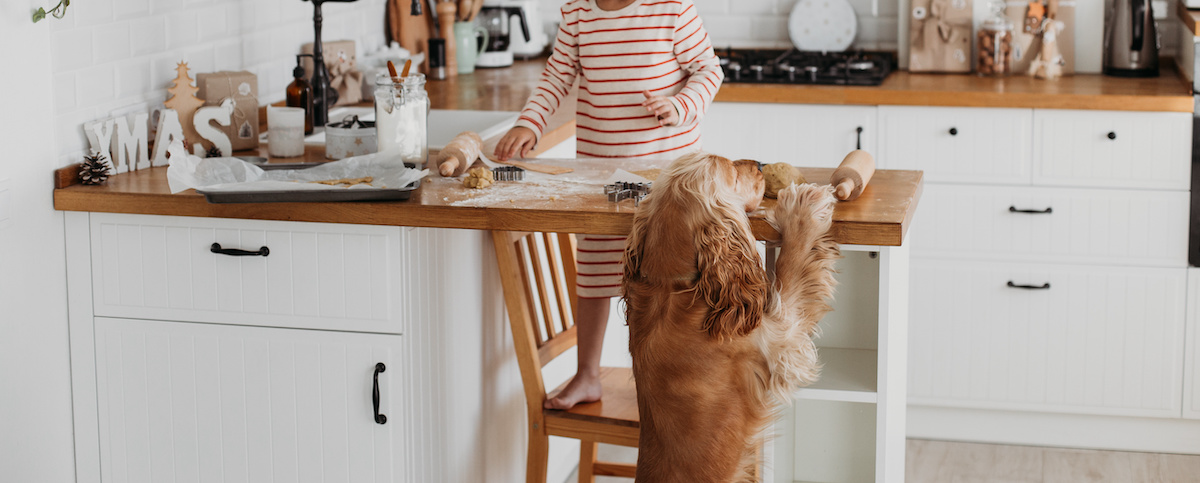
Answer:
(0, 2, 74, 482)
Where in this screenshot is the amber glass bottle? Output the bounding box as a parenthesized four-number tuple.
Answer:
(286, 54, 314, 134)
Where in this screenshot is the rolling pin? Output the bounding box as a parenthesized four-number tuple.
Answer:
(437, 131, 484, 176)
(830, 150, 876, 201)
(437, 1, 458, 76)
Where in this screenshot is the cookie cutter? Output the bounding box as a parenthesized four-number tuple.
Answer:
(492, 165, 525, 181)
(604, 182, 652, 206)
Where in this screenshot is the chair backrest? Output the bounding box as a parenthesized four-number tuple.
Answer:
(491, 231, 580, 406)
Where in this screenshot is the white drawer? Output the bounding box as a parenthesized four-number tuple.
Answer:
(879, 106, 1033, 184)
(909, 259, 1186, 418)
(90, 213, 405, 333)
(703, 103, 877, 169)
(1033, 109, 1191, 190)
(910, 184, 1189, 267)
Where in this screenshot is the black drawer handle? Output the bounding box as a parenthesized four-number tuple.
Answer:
(855, 126, 863, 150)
(1009, 206, 1053, 214)
(1007, 281, 1050, 290)
(373, 363, 387, 424)
(1107, 131, 1117, 140)
(948, 127, 958, 136)
(210, 243, 269, 257)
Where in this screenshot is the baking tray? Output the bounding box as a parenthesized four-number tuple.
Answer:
(197, 178, 421, 203)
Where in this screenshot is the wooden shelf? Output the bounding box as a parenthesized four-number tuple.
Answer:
(795, 348, 879, 404)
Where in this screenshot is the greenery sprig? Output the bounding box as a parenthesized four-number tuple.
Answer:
(32, 0, 70, 23)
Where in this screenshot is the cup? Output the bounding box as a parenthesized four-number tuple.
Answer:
(267, 106, 306, 158)
(453, 21, 489, 74)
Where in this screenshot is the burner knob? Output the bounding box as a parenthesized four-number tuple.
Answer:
(728, 61, 742, 81)
(779, 63, 798, 82)
(749, 64, 764, 81)
(804, 65, 819, 82)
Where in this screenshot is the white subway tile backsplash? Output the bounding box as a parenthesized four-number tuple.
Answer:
(197, 5, 230, 42)
(74, 0, 115, 26)
(113, 0, 150, 19)
(166, 11, 199, 50)
(213, 41, 243, 72)
(94, 23, 132, 65)
(78, 65, 117, 109)
(52, 28, 93, 73)
(692, 0, 731, 14)
(130, 17, 166, 57)
(750, 17, 789, 42)
(55, 74, 78, 114)
(116, 61, 151, 99)
(732, 0, 779, 15)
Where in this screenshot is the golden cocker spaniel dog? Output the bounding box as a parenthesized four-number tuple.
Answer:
(623, 152, 839, 482)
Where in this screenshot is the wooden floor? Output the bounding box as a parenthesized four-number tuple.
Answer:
(570, 439, 1200, 482)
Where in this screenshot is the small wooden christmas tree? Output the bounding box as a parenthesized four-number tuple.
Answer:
(164, 62, 206, 148)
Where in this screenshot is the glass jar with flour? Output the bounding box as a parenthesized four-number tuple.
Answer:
(374, 73, 429, 167)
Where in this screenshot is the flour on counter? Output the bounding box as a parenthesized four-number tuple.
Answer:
(448, 172, 601, 207)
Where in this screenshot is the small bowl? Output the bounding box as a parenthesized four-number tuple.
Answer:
(325, 119, 377, 160)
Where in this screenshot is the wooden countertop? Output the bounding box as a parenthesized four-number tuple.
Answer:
(53, 159, 923, 246)
(430, 56, 1193, 114)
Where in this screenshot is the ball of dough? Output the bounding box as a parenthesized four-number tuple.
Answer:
(463, 166, 494, 189)
(762, 162, 805, 199)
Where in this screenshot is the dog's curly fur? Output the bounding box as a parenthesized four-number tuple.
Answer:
(623, 152, 840, 482)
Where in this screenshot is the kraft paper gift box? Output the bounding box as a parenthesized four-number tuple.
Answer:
(301, 40, 364, 106)
(195, 70, 260, 152)
(909, 0, 974, 73)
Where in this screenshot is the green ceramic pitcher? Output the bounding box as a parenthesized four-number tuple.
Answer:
(453, 21, 489, 74)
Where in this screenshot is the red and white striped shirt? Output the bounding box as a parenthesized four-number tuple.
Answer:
(515, 0, 724, 159)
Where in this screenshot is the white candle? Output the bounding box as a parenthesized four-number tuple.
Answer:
(267, 106, 306, 158)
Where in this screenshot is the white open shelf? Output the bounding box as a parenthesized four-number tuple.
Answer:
(794, 347, 879, 404)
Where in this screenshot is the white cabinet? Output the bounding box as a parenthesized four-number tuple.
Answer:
(90, 213, 404, 334)
(93, 317, 401, 483)
(1033, 110, 1191, 190)
(909, 260, 1186, 418)
(879, 106, 1033, 184)
(910, 184, 1189, 267)
(701, 102, 877, 168)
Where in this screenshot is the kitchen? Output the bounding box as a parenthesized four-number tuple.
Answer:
(4, 0, 1200, 482)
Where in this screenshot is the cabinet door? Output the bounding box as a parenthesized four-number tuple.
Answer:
(701, 103, 877, 168)
(94, 317, 401, 483)
(1187, 269, 1200, 420)
(879, 106, 1033, 184)
(1033, 109, 1191, 190)
(908, 260, 1186, 418)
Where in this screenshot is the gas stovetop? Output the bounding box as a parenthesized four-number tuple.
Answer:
(718, 49, 896, 86)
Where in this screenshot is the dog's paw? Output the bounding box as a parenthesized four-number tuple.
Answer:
(768, 183, 835, 237)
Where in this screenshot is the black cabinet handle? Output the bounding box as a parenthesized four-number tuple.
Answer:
(1107, 131, 1117, 140)
(1008, 206, 1053, 214)
(949, 127, 958, 136)
(210, 243, 269, 257)
(1007, 281, 1050, 290)
(373, 363, 387, 424)
(855, 126, 863, 150)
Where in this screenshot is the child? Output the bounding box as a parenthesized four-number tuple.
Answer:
(494, 0, 724, 410)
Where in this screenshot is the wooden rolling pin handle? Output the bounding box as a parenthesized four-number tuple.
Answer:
(439, 156, 462, 177)
(835, 180, 855, 200)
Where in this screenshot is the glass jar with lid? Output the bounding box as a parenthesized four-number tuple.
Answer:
(976, 1, 1014, 76)
(374, 72, 430, 167)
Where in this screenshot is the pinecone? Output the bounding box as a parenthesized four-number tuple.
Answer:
(79, 153, 111, 185)
(206, 145, 223, 158)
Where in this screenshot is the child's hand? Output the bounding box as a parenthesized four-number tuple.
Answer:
(642, 90, 679, 126)
(494, 126, 537, 161)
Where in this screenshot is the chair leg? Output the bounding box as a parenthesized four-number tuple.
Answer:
(527, 431, 550, 483)
(579, 440, 598, 483)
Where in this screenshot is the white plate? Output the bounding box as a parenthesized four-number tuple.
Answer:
(788, 0, 858, 52)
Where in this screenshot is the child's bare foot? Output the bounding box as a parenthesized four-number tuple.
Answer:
(544, 372, 603, 409)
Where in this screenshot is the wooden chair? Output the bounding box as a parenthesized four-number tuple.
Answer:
(491, 231, 640, 483)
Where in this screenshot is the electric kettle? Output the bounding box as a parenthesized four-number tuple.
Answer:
(475, 5, 531, 68)
(1103, 0, 1159, 77)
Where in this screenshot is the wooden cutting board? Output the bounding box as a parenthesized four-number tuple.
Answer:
(391, 0, 432, 74)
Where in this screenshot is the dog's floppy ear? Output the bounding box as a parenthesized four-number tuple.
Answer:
(695, 217, 768, 339)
